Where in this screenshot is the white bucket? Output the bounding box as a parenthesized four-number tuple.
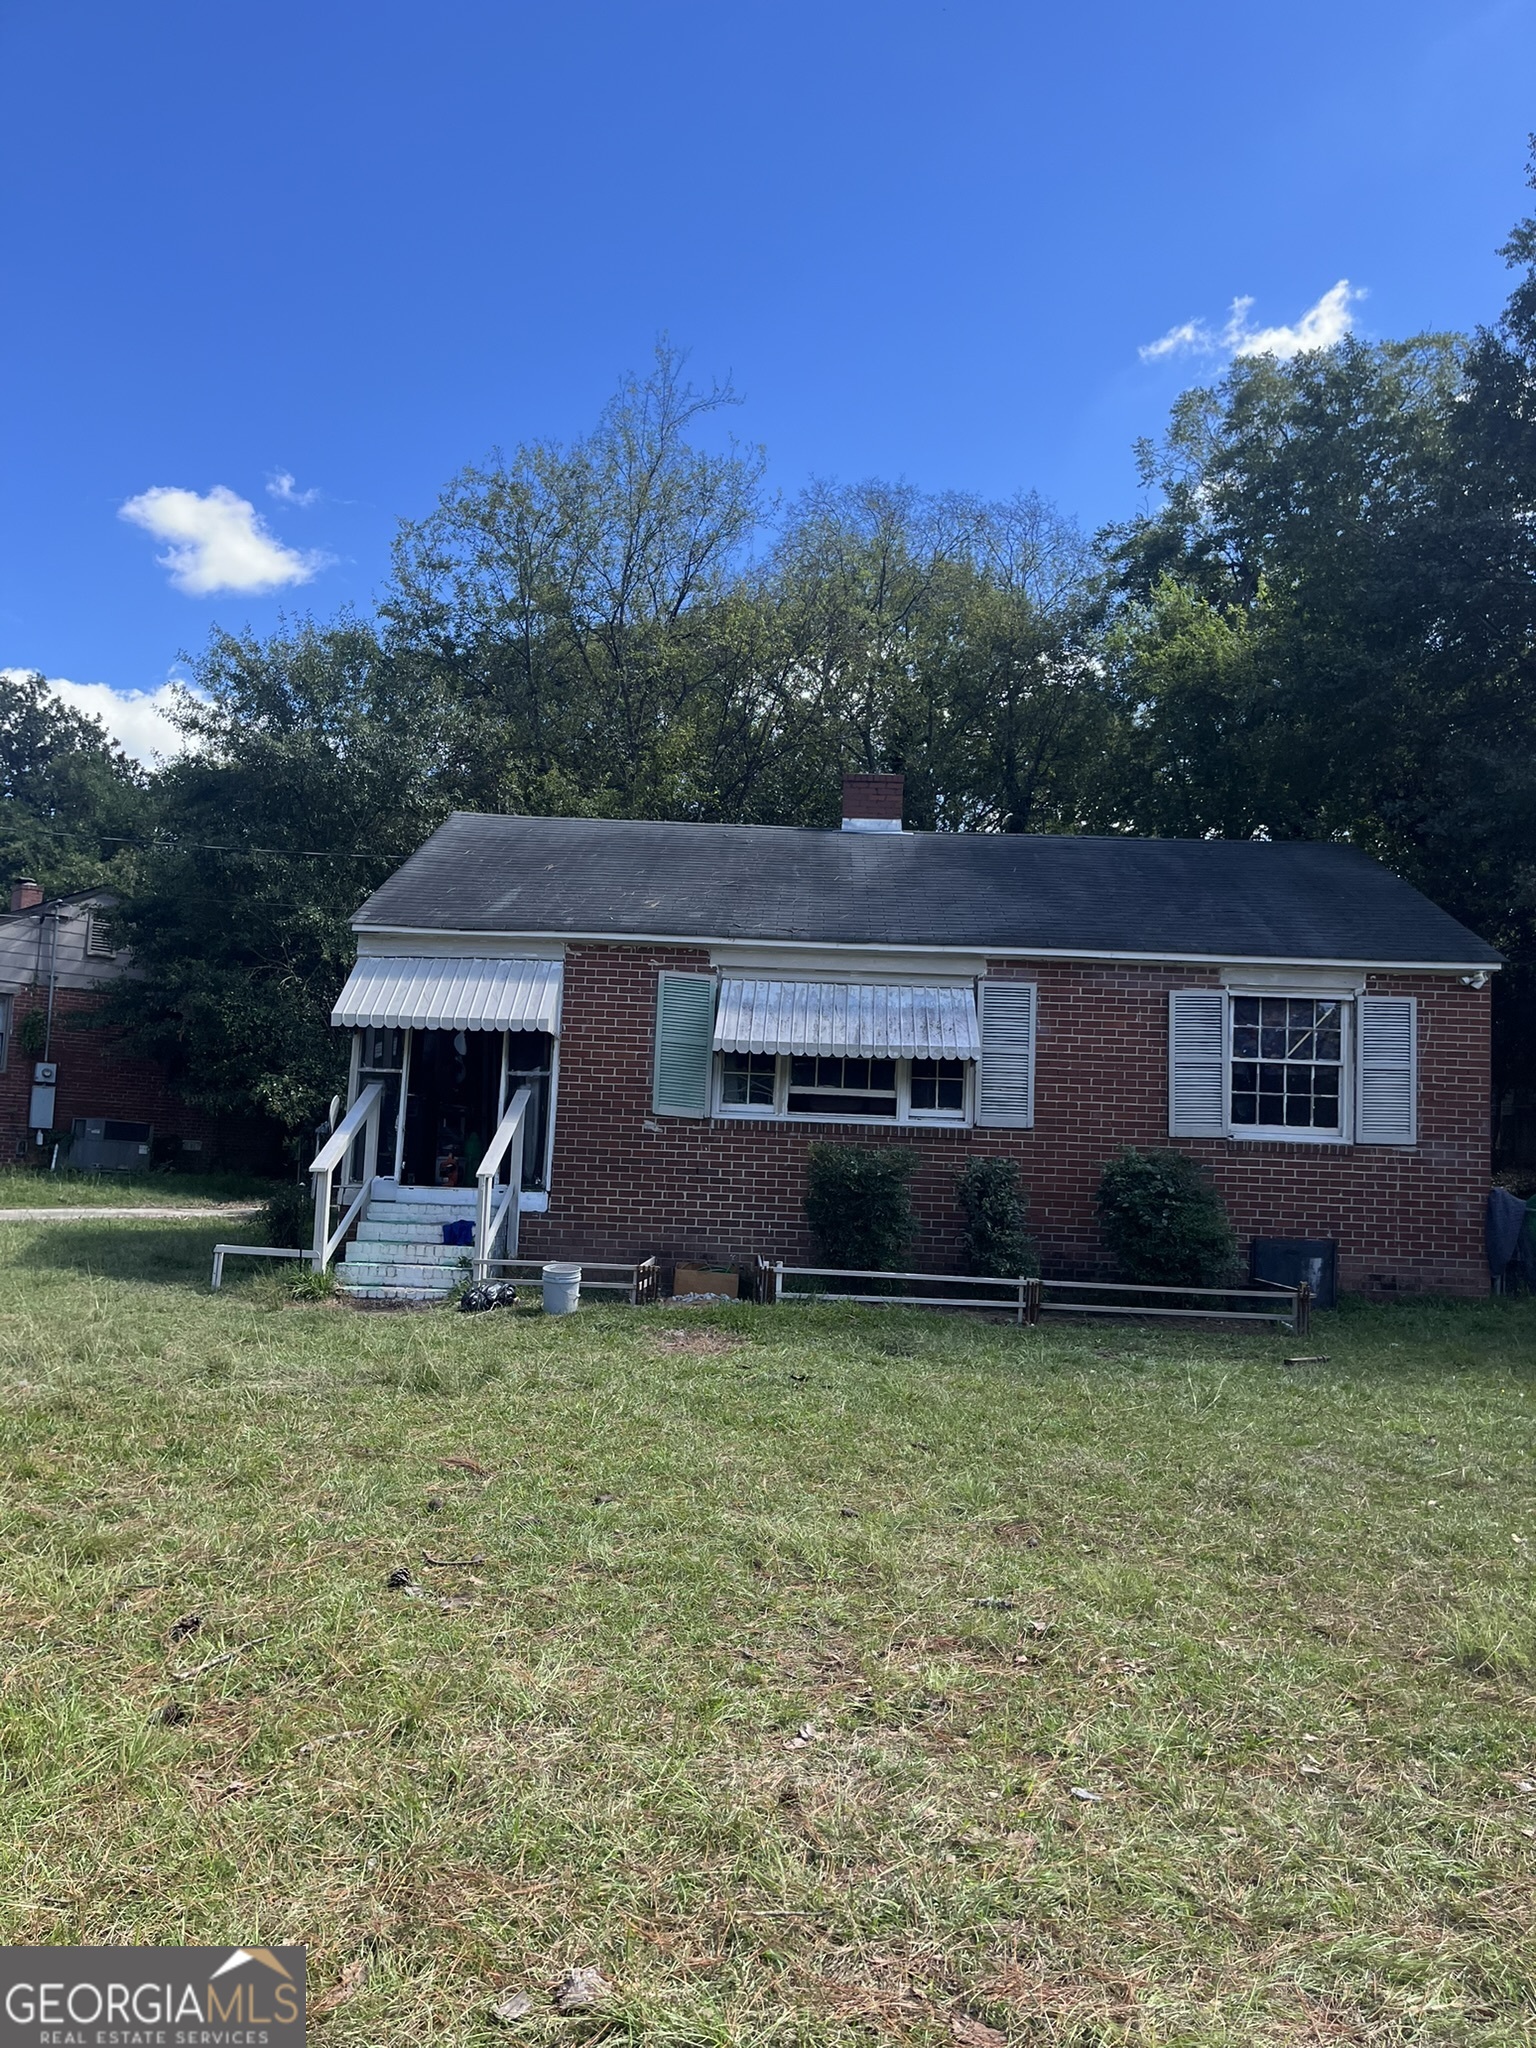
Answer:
(541, 1261, 581, 1315)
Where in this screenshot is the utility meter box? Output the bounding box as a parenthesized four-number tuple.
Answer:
(28, 1062, 57, 1131)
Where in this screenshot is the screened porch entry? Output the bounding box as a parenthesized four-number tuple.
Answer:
(330, 955, 561, 1203)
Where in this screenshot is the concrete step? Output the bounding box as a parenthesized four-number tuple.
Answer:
(364, 1202, 476, 1226)
(337, 1282, 449, 1303)
(337, 1258, 467, 1289)
(343, 1240, 468, 1268)
(355, 1219, 472, 1245)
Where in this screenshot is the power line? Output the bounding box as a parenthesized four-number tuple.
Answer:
(92, 835, 413, 861)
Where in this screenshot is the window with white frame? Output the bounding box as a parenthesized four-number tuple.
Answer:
(1170, 986, 1416, 1146)
(1229, 996, 1344, 1134)
(716, 1050, 972, 1124)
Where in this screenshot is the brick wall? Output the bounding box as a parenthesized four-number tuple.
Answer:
(0, 987, 218, 1164)
(517, 944, 1491, 1297)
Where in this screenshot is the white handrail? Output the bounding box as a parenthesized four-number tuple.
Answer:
(310, 1081, 383, 1272)
(474, 1085, 531, 1283)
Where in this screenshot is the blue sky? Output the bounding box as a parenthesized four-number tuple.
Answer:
(3, 0, 1533, 757)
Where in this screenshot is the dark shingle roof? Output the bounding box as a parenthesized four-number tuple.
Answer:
(353, 813, 1501, 966)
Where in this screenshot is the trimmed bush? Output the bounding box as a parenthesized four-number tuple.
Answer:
(1095, 1147, 1237, 1286)
(263, 1179, 314, 1250)
(956, 1157, 1038, 1277)
(805, 1145, 918, 1270)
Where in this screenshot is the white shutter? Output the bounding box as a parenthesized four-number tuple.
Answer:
(1169, 990, 1227, 1136)
(652, 972, 716, 1117)
(976, 981, 1035, 1128)
(1356, 995, 1416, 1145)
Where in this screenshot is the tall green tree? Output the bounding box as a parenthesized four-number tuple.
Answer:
(105, 619, 453, 1137)
(384, 341, 768, 817)
(0, 669, 146, 895)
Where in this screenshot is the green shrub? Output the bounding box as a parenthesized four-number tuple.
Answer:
(804, 1145, 918, 1270)
(1095, 1147, 1237, 1286)
(263, 1179, 314, 1250)
(956, 1157, 1038, 1276)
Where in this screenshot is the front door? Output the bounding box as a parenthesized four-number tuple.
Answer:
(401, 1030, 502, 1188)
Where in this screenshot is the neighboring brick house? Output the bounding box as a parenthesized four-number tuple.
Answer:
(0, 879, 214, 1168)
(325, 777, 1501, 1299)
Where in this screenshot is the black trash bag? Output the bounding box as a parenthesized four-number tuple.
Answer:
(458, 1282, 520, 1314)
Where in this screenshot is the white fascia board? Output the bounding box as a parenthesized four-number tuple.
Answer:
(354, 930, 566, 962)
(353, 924, 1499, 974)
(709, 944, 988, 981)
(1221, 965, 1366, 994)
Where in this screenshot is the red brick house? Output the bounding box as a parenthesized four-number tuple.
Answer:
(322, 777, 1500, 1300)
(0, 880, 213, 1169)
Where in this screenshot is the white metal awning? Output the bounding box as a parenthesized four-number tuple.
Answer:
(332, 956, 562, 1033)
(713, 978, 979, 1060)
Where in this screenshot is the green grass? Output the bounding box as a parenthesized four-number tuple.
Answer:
(0, 1218, 1533, 2045)
(0, 1165, 276, 1206)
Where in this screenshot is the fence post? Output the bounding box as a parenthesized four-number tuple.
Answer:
(1026, 1276, 1042, 1327)
(1295, 1281, 1312, 1337)
(774, 1261, 784, 1306)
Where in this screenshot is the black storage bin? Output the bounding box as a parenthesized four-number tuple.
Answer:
(1250, 1237, 1337, 1310)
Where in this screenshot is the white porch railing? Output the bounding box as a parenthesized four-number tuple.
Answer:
(474, 1085, 531, 1282)
(310, 1081, 383, 1273)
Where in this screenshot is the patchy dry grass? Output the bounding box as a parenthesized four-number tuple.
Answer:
(0, 1217, 1532, 2044)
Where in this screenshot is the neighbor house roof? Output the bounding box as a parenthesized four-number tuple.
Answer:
(352, 813, 1502, 968)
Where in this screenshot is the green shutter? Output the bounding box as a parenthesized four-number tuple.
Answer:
(976, 980, 1036, 1127)
(653, 972, 716, 1116)
(1356, 996, 1416, 1145)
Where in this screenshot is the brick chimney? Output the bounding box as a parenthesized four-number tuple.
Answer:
(840, 773, 904, 834)
(9, 879, 43, 913)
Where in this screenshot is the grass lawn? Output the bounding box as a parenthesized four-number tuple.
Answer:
(0, 1219, 1532, 2046)
(0, 1166, 276, 1207)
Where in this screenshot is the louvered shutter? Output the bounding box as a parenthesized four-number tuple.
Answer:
(652, 972, 716, 1117)
(1356, 995, 1416, 1145)
(1169, 990, 1227, 1136)
(976, 981, 1036, 1128)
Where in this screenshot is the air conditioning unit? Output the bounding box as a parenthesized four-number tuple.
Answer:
(69, 1117, 153, 1171)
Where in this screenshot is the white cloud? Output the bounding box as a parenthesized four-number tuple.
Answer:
(1139, 317, 1219, 363)
(118, 484, 328, 595)
(0, 668, 189, 764)
(1140, 281, 1364, 365)
(266, 469, 319, 507)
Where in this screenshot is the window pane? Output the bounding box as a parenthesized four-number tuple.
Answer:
(787, 1091, 897, 1118)
(909, 1058, 968, 1115)
(722, 1052, 776, 1105)
(1230, 995, 1344, 1130)
(790, 1057, 816, 1088)
(362, 1027, 405, 1072)
(870, 1058, 896, 1090)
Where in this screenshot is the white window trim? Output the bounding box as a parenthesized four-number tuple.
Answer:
(712, 1051, 974, 1127)
(1223, 988, 1354, 1145)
